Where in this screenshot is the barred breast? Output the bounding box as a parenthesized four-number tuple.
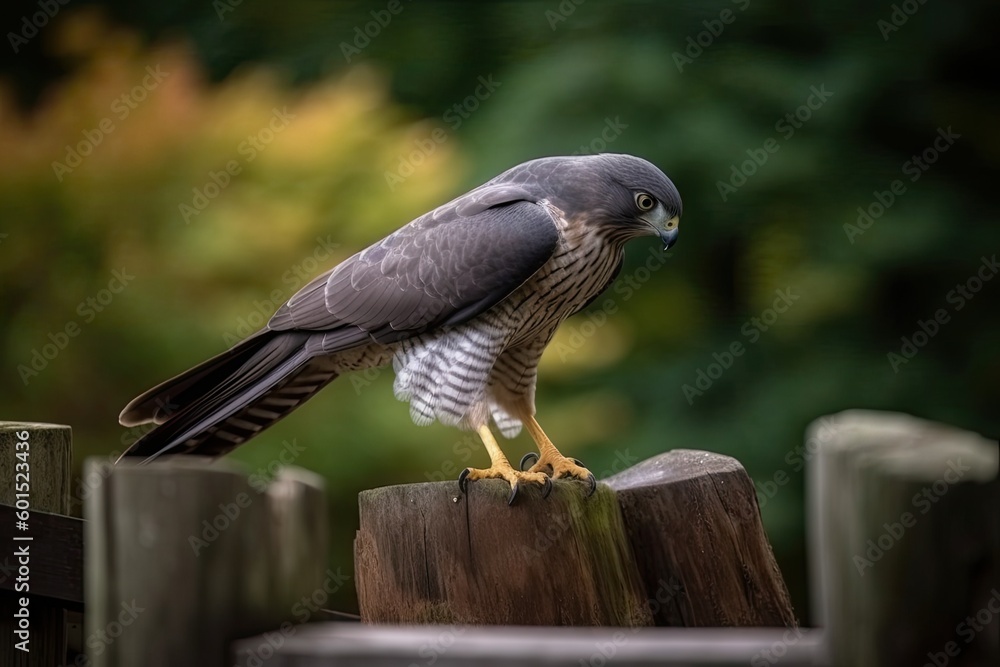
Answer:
(385, 208, 625, 436)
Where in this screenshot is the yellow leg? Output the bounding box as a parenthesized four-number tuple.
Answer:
(458, 425, 552, 505)
(521, 415, 597, 495)
(477, 424, 514, 470)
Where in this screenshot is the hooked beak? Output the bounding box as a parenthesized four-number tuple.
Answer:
(654, 216, 680, 250)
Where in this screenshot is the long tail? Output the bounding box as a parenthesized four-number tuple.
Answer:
(118, 332, 339, 462)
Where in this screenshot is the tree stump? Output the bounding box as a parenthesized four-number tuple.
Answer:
(354, 450, 795, 627)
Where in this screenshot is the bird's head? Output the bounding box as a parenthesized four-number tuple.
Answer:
(529, 153, 682, 250)
(589, 153, 682, 249)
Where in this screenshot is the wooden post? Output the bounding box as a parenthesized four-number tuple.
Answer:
(0, 422, 72, 514)
(605, 449, 797, 627)
(0, 421, 74, 667)
(355, 481, 652, 625)
(807, 410, 999, 667)
(354, 450, 795, 627)
(85, 457, 329, 667)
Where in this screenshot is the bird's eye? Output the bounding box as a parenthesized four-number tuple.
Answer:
(635, 193, 656, 211)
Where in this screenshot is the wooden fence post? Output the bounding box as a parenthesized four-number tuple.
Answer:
(355, 481, 652, 626)
(605, 449, 796, 627)
(0, 422, 72, 514)
(807, 410, 999, 667)
(354, 449, 795, 627)
(0, 421, 76, 667)
(84, 457, 328, 667)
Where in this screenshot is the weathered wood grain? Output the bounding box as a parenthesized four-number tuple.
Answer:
(0, 421, 72, 513)
(355, 449, 795, 628)
(355, 480, 652, 626)
(605, 449, 797, 627)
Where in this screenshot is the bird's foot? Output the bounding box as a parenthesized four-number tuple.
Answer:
(518, 416, 597, 495)
(519, 452, 597, 496)
(458, 463, 552, 505)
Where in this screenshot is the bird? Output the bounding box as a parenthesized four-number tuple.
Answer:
(118, 153, 681, 503)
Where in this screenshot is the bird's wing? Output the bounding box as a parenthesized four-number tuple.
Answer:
(268, 187, 560, 345)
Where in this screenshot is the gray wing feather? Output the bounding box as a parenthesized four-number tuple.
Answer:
(269, 186, 559, 346)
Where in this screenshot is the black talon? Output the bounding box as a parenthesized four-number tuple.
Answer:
(585, 473, 597, 497)
(507, 483, 520, 506)
(519, 452, 539, 471)
(541, 477, 553, 499)
(573, 458, 585, 467)
(458, 468, 471, 494)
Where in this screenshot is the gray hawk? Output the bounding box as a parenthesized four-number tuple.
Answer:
(119, 153, 682, 503)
